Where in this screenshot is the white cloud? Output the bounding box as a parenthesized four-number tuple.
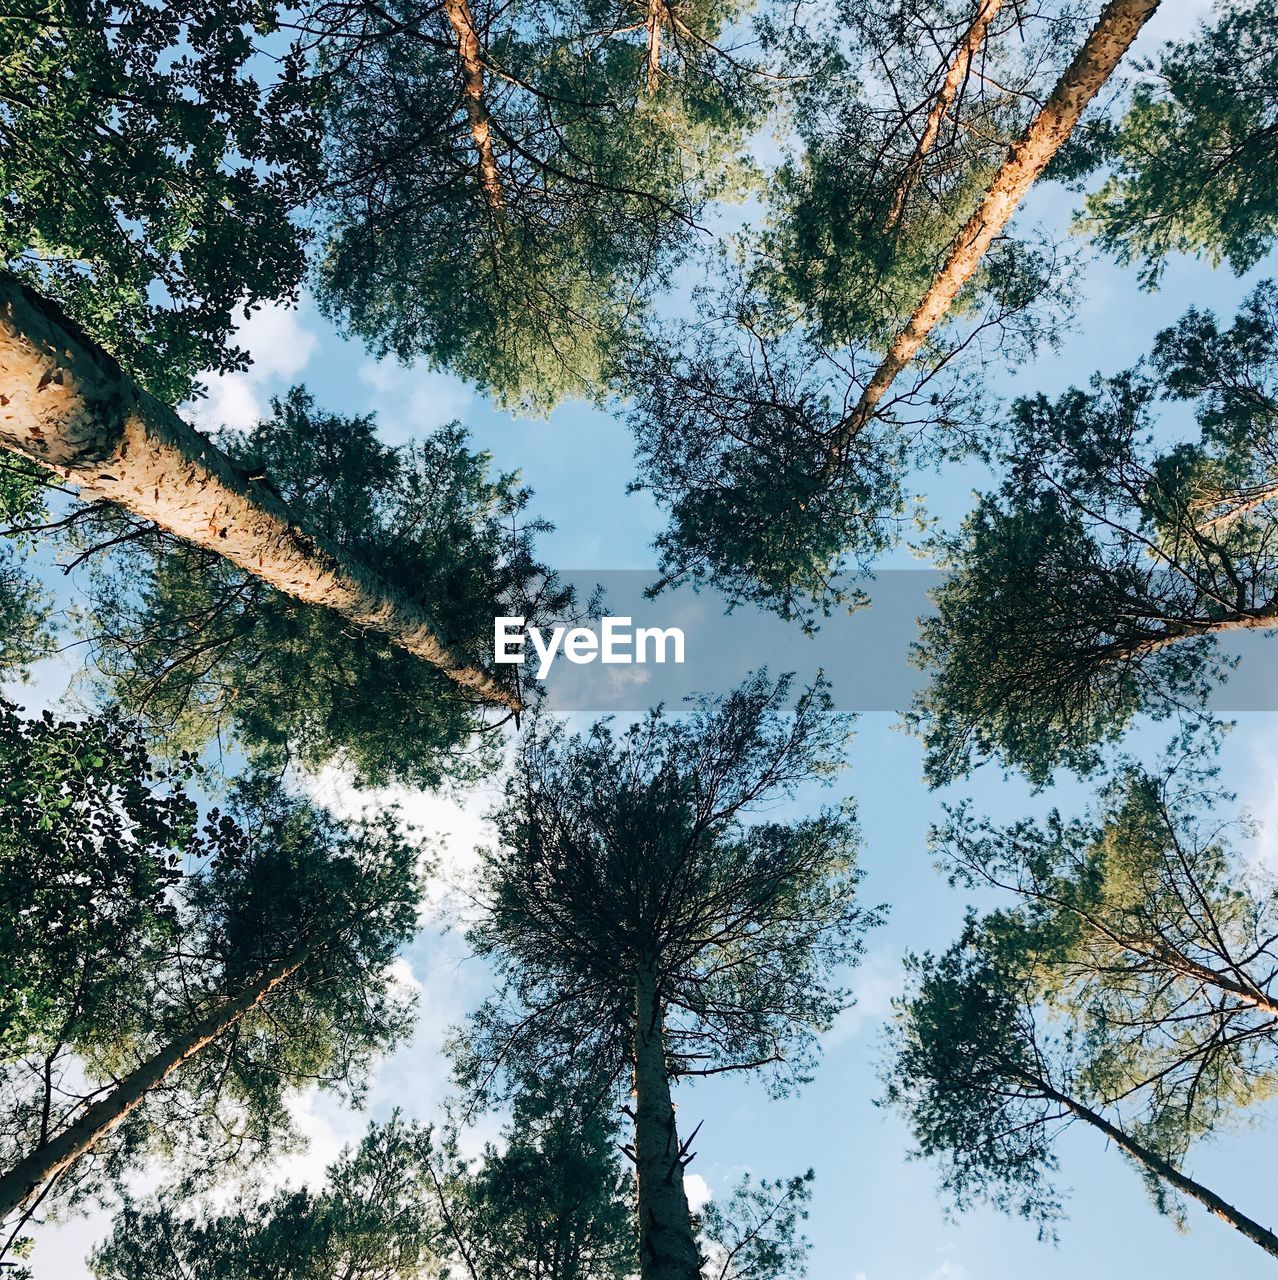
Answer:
(685, 1172, 713, 1212)
(186, 301, 318, 434)
(357, 358, 474, 443)
(823, 946, 904, 1048)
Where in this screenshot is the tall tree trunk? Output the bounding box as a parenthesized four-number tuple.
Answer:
(835, 0, 1161, 449)
(0, 951, 307, 1222)
(645, 0, 663, 93)
(1028, 1074, 1278, 1258)
(633, 967, 702, 1280)
(443, 0, 505, 209)
(0, 274, 520, 712)
(883, 0, 1006, 232)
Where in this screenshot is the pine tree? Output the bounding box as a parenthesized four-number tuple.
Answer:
(455, 673, 876, 1280)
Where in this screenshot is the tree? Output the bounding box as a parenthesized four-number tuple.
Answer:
(0, 457, 53, 677)
(0, 764, 426, 1252)
(455, 672, 876, 1280)
(1071, 0, 1278, 284)
(0, 277, 540, 711)
(884, 756, 1278, 1258)
(910, 281, 1278, 785)
(92, 1115, 445, 1280)
(624, 0, 1153, 622)
(0, 701, 190, 1062)
(0, 1, 318, 403)
(69, 387, 570, 785)
(311, 0, 771, 411)
(91, 1090, 634, 1280)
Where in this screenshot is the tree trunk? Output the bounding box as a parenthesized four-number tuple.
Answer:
(1193, 479, 1278, 535)
(883, 0, 1006, 232)
(645, 0, 663, 93)
(443, 0, 505, 209)
(0, 952, 306, 1222)
(1103, 596, 1278, 661)
(836, 0, 1160, 448)
(632, 967, 702, 1280)
(1029, 1075, 1278, 1258)
(0, 274, 520, 712)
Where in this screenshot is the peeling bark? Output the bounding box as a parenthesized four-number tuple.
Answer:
(633, 967, 702, 1280)
(837, 0, 1161, 448)
(443, 0, 505, 208)
(1027, 1074, 1278, 1258)
(0, 274, 521, 712)
(883, 0, 1006, 232)
(0, 952, 306, 1222)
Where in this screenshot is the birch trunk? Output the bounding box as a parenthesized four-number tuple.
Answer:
(1029, 1075, 1278, 1258)
(837, 0, 1161, 447)
(0, 274, 520, 711)
(633, 967, 702, 1280)
(883, 0, 1006, 231)
(0, 951, 307, 1221)
(443, 0, 505, 209)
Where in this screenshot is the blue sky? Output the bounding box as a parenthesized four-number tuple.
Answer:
(20, 1, 1278, 1275)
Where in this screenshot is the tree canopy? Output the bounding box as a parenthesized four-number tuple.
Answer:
(0, 749, 426, 1250)
(885, 752, 1278, 1256)
(910, 280, 1278, 784)
(67, 386, 570, 785)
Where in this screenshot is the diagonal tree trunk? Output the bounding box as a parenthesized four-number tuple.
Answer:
(883, 0, 1006, 232)
(1099, 595, 1278, 661)
(443, 0, 505, 209)
(0, 950, 308, 1222)
(835, 0, 1161, 449)
(1192, 479, 1278, 535)
(633, 966, 702, 1280)
(1026, 1073, 1278, 1258)
(0, 274, 520, 712)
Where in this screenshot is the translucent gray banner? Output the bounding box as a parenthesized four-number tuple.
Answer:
(514, 570, 1278, 713)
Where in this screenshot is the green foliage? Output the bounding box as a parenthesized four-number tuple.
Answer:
(882, 928, 1069, 1235)
(887, 752, 1278, 1236)
(1078, 0, 1278, 283)
(78, 386, 569, 787)
(93, 1084, 637, 1280)
(0, 765, 426, 1221)
(910, 282, 1278, 785)
(458, 671, 874, 1104)
(0, 701, 191, 1059)
(0, 2, 318, 402)
(700, 1170, 813, 1280)
(93, 1113, 443, 1280)
(936, 757, 1278, 1166)
(315, 0, 767, 412)
(626, 312, 909, 627)
(623, 1, 1080, 622)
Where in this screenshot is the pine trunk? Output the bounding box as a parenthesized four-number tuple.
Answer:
(443, 0, 505, 208)
(0, 952, 306, 1221)
(0, 274, 519, 711)
(883, 0, 1006, 231)
(633, 967, 702, 1280)
(838, 0, 1161, 446)
(646, 0, 663, 93)
(1031, 1076, 1278, 1258)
